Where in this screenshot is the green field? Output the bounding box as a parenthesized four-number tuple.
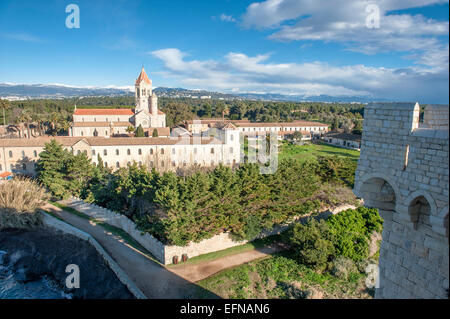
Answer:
(197, 251, 372, 299)
(278, 141, 360, 163)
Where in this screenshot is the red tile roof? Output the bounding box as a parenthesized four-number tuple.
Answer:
(135, 67, 152, 85)
(0, 172, 12, 178)
(74, 109, 134, 116)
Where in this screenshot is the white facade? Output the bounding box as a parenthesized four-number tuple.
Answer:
(70, 67, 167, 137)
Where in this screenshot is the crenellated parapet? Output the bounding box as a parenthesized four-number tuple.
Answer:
(354, 102, 449, 299)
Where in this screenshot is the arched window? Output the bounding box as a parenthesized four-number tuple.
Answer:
(103, 149, 107, 156)
(21, 151, 25, 158)
(172, 148, 176, 155)
(408, 196, 432, 231)
(116, 162, 120, 168)
(127, 149, 131, 155)
(77, 150, 81, 155)
(9, 151, 12, 158)
(116, 149, 119, 155)
(161, 148, 165, 155)
(211, 148, 214, 154)
(150, 149, 153, 155)
(92, 150, 96, 156)
(33, 150, 37, 157)
(104, 162, 108, 167)
(230, 147, 233, 153)
(172, 161, 176, 167)
(139, 149, 142, 155)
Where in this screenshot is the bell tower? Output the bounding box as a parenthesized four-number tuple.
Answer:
(135, 66, 152, 112)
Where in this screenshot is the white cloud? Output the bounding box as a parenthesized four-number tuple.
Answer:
(0, 32, 43, 43)
(220, 14, 236, 23)
(241, 0, 449, 68)
(150, 48, 449, 103)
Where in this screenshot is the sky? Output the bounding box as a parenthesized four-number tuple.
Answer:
(0, 0, 448, 103)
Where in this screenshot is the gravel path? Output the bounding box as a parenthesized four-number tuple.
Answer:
(43, 203, 215, 299)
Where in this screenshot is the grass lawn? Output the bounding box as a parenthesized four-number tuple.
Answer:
(167, 234, 283, 268)
(197, 251, 373, 299)
(278, 141, 360, 163)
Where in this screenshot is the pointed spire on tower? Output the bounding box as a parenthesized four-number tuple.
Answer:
(135, 66, 152, 85)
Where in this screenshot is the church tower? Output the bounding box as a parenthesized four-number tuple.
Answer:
(135, 67, 152, 112)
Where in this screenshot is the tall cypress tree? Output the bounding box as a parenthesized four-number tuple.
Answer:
(135, 125, 145, 137)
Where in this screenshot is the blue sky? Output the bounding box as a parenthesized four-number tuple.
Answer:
(0, 0, 448, 103)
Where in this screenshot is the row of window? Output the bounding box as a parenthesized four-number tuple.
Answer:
(4, 150, 39, 158)
(240, 126, 326, 132)
(103, 159, 237, 169)
(81, 117, 123, 122)
(0, 163, 36, 171)
(93, 147, 234, 157)
(2, 146, 235, 161)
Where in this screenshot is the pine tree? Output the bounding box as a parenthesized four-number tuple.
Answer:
(36, 139, 70, 198)
(152, 128, 159, 137)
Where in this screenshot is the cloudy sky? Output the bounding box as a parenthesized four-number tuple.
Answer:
(0, 0, 448, 103)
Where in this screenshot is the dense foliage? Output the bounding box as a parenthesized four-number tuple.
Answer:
(36, 140, 360, 246)
(287, 207, 383, 270)
(2, 96, 366, 133)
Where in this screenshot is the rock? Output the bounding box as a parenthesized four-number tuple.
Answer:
(0, 228, 134, 299)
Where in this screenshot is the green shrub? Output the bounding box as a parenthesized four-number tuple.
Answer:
(288, 219, 335, 271)
(326, 207, 383, 261)
(330, 256, 358, 280)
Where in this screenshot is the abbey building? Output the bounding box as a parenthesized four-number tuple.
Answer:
(69, 67, 168, 138)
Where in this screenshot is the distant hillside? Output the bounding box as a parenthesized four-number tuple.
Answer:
(0, 83, 133, 100)
(0, 83, 387, 103)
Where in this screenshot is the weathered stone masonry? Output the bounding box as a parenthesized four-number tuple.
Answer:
(354, 103, 449, 299)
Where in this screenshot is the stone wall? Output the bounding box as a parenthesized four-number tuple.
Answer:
(354, 102, 449, 299)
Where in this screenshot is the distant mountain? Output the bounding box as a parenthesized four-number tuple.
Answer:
(0, 83, 133, 100)
(0, 82, 387, 103)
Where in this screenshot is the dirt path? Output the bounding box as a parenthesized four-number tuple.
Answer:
(42, 203, 215, 299)
(168, 243, 286, 282)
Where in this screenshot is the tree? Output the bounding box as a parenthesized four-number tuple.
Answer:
(66, 152, 93, 196)
(135, 124, 145, 137)
(152, 128, 159, 137)
(126, 126, 135, 134)
(0, 98, 11, 126)
(36, 140, 70, 198)
(292, 131, 303, 141)
(288, 218, 335, 271)
(18, 109, 32, 138)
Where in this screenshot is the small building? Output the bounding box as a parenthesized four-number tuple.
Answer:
(322, 132, 361, 150)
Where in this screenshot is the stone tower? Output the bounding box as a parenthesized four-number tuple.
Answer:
(135, 66, 152, 112)
(354, 103, 449, 299)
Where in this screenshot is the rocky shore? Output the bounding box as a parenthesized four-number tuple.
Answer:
(0, 227, 134, 299)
